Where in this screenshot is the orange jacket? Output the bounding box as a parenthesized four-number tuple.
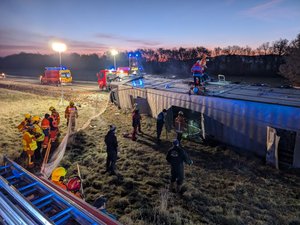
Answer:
(51, 111, 60, 125)
(41, 118, 50, 130)
(52, 180, 67, 190)
(175, 116, 186, 133)
(65, 106, 78, 119)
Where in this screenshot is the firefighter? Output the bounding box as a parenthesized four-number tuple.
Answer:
(66, 176, 83, 198)
(156, 109, 167, 143)
(175, 111, 187, 145)
(166, 139, 193, 193)
(22, 126, 37, 168)
(17, 113, 32, 132)
(51, 167, 67, 190)
(191, 54, 207, 86)
(32, 116, 45, 162)
(41, 114, 51, 150)
(65, 101, 78, 128)
(191, 60, 204, 86)
(48, 110, 59, 142)
(49, 106, 60, 126)
(104, 125, 118, 175)
(132, 109, 141, 141)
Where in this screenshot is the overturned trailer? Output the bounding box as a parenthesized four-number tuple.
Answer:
(110, 76, 300, 169)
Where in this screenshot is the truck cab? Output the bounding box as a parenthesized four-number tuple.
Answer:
(40, 67, 72, 85)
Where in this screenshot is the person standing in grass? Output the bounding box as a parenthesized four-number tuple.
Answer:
(175, 111, 187, 145)
(156, 109, 167, 143)
(166, 139, 193, 193)
(104, 125, 118, 175)
(132, 109, 141, 141)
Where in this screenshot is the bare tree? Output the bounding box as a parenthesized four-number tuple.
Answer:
(214, 47, 222, 56)
(257, 42, 271, 55)
(272, 39, 289, 56)
(279, 34, 300, 85)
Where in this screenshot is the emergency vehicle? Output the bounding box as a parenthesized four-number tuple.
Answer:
(96, 51, 144, 90)
(40, 66, 72, 85)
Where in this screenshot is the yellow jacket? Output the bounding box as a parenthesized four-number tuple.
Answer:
(33, 124, 45, 142)
(22, 131, 37, 151)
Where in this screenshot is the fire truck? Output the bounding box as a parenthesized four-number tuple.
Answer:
(96, 51, 143, 90)
(40, 66, 72, 85)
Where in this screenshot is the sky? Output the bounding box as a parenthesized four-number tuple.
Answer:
(0, 0, 299, 56)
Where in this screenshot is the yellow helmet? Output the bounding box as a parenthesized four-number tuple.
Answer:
(51, 167, 67, 182)
(24, 113, 31, 119)
(32, 116, 40, 122)
(49, 106, 55, 111)
(70, 101, 74, 106)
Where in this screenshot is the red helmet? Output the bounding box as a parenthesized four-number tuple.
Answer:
(67, 176, 81, 192)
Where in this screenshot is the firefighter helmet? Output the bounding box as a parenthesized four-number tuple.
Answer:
(69, 101, 74, 106)
(24, 113, 31, 119)
(51, 167, 67, 182)
(67, 176, 81, 192)
(32, 116, 41, 122)
(49, 106, 55, 111)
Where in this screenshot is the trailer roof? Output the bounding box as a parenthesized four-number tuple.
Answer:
(111, 76, 300, 108)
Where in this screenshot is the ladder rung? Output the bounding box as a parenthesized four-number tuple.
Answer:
(6, 172, 25, 181)
(0, 165, 10, 170)
(32, 193, 54, 205)
(18, 181, 38, 191)
(43, 206, 53, 214)
(36, 199, 52, 209)
(22, 188, 37, 197)
(55, 214, 72, 225)
(9, 180, 20, 185)
(50, 207, 73, 221)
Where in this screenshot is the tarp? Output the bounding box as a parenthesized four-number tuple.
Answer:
(266, 126, 280, 169)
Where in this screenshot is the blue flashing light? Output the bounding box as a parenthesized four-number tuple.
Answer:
(129, 53, 132, 57)
(136, 54, 139, 57)
(45, 66, 68, 71)
(132, 78, 144, 88)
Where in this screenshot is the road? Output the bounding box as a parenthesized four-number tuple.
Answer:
(3, 74, 100, 92)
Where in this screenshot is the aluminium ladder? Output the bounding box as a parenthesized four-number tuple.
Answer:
(0, 157, 121, 225)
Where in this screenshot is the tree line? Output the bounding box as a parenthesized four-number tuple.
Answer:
(0, 35, 299, 84)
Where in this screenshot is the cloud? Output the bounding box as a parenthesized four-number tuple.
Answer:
(94, 33, 162, 47)
(0, 29, 163, 56)
(240, 0, 298, 20)
(0, 29, 113, 56)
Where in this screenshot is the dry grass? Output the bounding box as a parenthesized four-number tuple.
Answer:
(1, 80, 300, 225)
(0, 86, 107, 163)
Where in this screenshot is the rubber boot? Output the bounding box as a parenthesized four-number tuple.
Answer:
(27, 154, 34, 168)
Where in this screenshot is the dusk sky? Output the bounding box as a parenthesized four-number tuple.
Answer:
(0, 0, 299, 56)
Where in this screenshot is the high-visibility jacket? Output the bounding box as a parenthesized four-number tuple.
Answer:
(52, 181, 67, 190)
(175, 116, 186, 133)
(49, 116, 58, 130)
(41, 118, 50, 130)
(65, 106, 78, 119)
(17, 119, 32, 132)
(51, 111, 60, 125)
(22, 131, 37, 151)
(33, 124, 45, 142)
(191, 62, 204, 75)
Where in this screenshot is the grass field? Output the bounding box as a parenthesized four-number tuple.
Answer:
(0, 81, 299, 225)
